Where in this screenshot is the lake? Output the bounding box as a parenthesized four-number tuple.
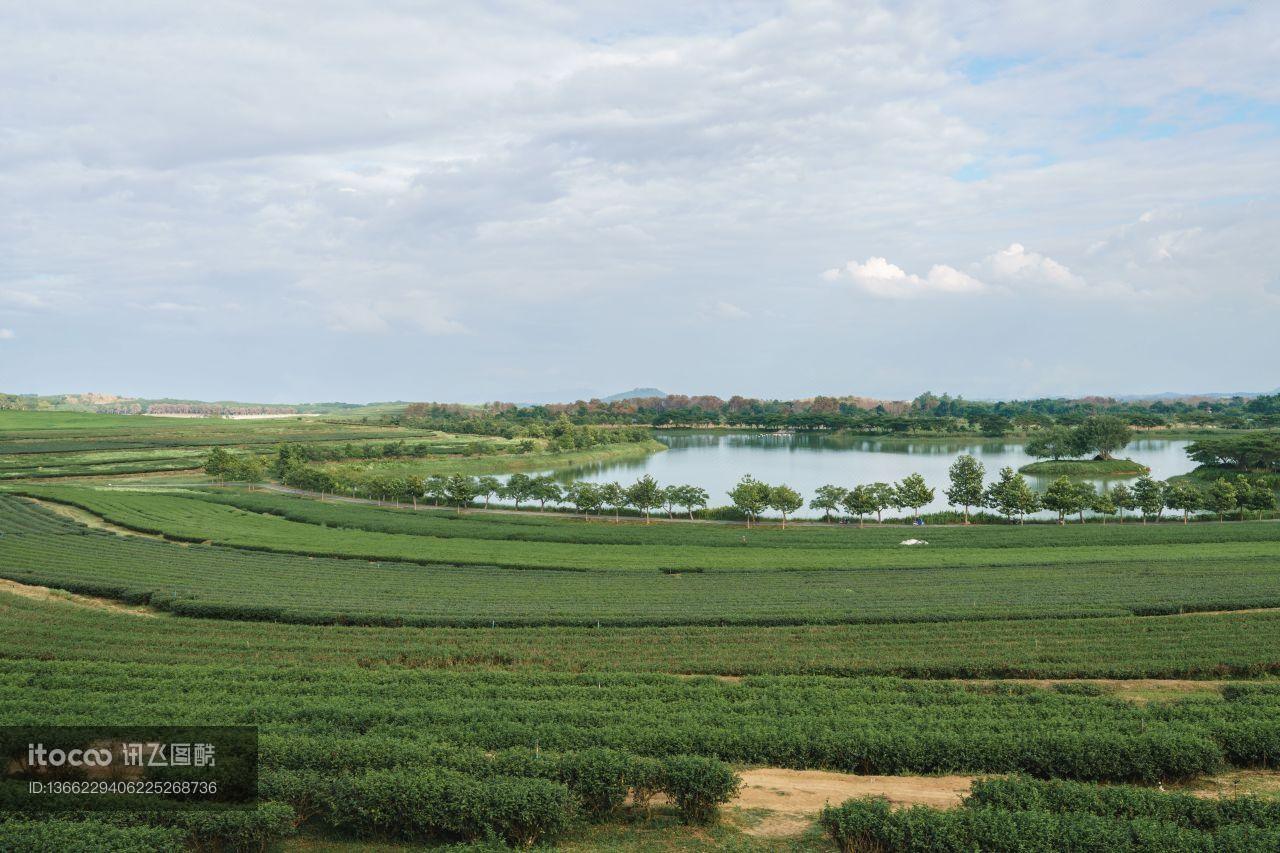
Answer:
(544, 431, 1196, 518)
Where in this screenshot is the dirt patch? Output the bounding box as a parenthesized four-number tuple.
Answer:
(21, 497, 171, 541)
(0, 577, 160, 618)
(732, 768, 973, 838)
(1183, 770, 1280, 800)
(963, 678, 1229, 703)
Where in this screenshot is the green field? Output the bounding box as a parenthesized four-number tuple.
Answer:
(1019, 457, 1151, 476)
(3, 410, 1280, 850)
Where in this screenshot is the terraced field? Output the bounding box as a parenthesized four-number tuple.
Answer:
(3, 495, 1280, 626)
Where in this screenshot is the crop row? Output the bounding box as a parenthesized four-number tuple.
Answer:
(6, 660, 1280, 782)
(5, 498, 1280, 628)
(821, 776, 1280, 852)
(13, 486, 1280, 576)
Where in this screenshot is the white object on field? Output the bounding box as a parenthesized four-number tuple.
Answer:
(899, 539, 929, 546)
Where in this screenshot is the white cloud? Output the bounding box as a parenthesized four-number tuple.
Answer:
(0, 328, 14, 340)
(714, 300, 749, 320)
(981, 243, 1091, 293)
(826, 256, 986, 299)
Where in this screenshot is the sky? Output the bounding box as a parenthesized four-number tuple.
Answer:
(1, 1, 1278, 404)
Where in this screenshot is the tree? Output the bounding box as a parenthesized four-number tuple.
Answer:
(600, 482, 627, 522)
(444, 474, 480, 514)
(1041, 475, 1089, 524)
(1073, 415, 1133, 460)
(867, 483, 896, 524)
(625, 475, 663, 523)
(1163, 481, 1203, 524)
(1090, 488, 1117, 524)
(984, 467, 1037, 523)
(728, 475, 771, 527)
(672, 484, 709, 520)
(841, 485, 878, 527)
(1232, 476, 1254, 521)
(1132, 476, 1165, 524)
(203, 447, 234, 482)
(563, 481, 603, 518)
(768, 484, 803, 528)
(894, 473, 934, 523)
(231, 456, 266, 491)
(405, 474, 425, 509)
(1206, 478, 1238, 521)
(425, 474, 450, 507)
(502, 473, 533, 510)
(659, 486, 679, 519)
(1025, 427, 1080, 461)
(809, 484, 848, 522)
(1109, 483, 1136, 523)
(945, 455, 985, 524)
(529, 475, 562, 511)
(1245, 479, 1277, 519)
(476, 475, 501, 509)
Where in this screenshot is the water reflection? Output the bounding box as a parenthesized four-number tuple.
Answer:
(537, 431, 1195, 518)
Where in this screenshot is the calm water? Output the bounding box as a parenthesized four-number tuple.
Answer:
(542, 431, 1196, 518)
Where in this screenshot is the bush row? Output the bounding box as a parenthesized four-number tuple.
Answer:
(819, 797, 1280, 853)
(968, 775, 1280, 832)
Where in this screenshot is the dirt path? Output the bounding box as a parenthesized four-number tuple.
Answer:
(21, 496, 172, 541)
(0, 577, 160, 617)
(732, 768, 974, 838)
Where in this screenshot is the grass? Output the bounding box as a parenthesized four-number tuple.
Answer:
(1019, 458, 1151, 476)
(4, 495, 1280, 627)
(6, 587, 1280, 678)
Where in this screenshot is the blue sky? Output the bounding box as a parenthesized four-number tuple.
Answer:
(1, 1, 1277, 403)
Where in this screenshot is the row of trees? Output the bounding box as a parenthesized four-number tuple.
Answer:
(806, 456, 1278, 526)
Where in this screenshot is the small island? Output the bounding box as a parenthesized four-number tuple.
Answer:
(1019, 458, 1150, 477)
(1017, 417, 1148, 477)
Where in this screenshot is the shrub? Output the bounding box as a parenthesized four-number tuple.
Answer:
(556, 748, 632, 820)
(659, 755, 741, 825)
(0, 819, 184, 852)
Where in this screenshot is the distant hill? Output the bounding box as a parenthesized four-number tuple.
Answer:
(601, 387, 666, 403)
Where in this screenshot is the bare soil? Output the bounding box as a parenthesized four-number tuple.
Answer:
(0, 577, 159, 618)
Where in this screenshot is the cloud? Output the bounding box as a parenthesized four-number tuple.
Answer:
(0, 328, 14, 340)
(323, 291, 468, 337)
(714, 300, 749, 320)
(981, 243, 1091, 293)
(825, 256, 986, 299)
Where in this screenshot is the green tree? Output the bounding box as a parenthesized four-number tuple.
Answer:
(809, 484, 848, 521)
(1024, 427, 1080, 461)
(1206, 478, 1238, 521)
(600, 481, 627, 522)
(529, 475, 562, 511)
(1073, 415, 1133, 460)
(425, 474, 450, 507)
(563, 481, 603, 518)
(944, 455, 985, 524)
(841, 484, 878, 527)
(867, 483, 896, 523)
(1232, 476, 1254, 521)
(894, 473, 934, 523)
(672, 484, 709, 520)
(1041, 475, 1089, 524)
(203, 447, 233, 482)
(625, 475, 663, 523)
(445, 474, 480, 514)
(476, 475, 502, 509)
(728, 475, 771, 528)
(1109, 483, 1136, 523)
(1245, 479, 1277, 519)
(405, 474, 425, 509)
(1090, 488, 1117, 524)
(1132, 476, 1165, 524)
(1163, 481, 1203, 524)
(502, 473, 533, 510)
(768, 484, 803, 528)
(232, 456, 266, 491)
(984, 467, 1037, 524)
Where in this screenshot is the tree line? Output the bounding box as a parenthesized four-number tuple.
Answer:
(206, 448, 1277, 525)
